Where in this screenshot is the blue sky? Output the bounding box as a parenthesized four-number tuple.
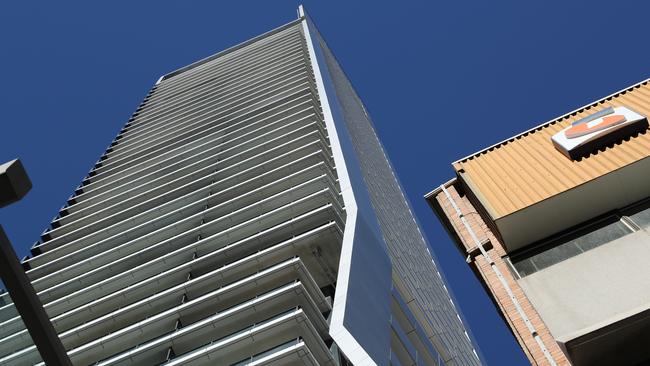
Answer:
(1, 1, 649, 365)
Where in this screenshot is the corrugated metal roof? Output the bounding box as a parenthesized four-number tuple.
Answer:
(453, 78, 650, 219)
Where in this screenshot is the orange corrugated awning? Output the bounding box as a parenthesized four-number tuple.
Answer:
(453, 79, 650, 219)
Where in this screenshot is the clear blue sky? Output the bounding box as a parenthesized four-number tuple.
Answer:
(1, 1, 649, 365)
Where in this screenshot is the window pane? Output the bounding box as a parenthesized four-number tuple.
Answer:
(630, 205, 650, 229)
(529, 241, 582, 272)
(512, 258, 537, 277)
(573, 220, 632, 251)
(512, 216, 633, 277)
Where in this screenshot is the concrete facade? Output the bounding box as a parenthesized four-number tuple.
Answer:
(519, 229, 650, 365)
(0, 8, 480, 366)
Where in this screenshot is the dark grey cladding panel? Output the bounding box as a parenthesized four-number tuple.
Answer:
(309, 22, 481, 366)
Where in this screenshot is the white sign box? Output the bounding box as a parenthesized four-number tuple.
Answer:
(551, 106, 647, 159)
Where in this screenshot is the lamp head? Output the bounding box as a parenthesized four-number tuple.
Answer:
(0, 159, 32, 208)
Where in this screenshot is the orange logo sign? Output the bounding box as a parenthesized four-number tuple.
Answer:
(551, 106, 647, 159)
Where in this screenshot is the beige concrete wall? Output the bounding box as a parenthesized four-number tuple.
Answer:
(518, 229, 650, 343)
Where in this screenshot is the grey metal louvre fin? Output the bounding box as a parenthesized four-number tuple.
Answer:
(165, 346, 175, 361)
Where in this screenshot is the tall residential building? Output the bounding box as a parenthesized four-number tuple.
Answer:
(0, 7, 480, 366)
(427, 78, 650, 366)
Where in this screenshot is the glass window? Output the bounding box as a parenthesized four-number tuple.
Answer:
(529, 240, 582, 271)
(571, 220, 632, 251)
(512, 258, 537, 277)
(512, 216, 633, 277)
(629, 202, 650, 229)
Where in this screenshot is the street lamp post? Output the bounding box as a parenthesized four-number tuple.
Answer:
(0, 159, 72, 366)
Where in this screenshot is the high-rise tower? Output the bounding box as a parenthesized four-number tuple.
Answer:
(0, 7, 480, 366)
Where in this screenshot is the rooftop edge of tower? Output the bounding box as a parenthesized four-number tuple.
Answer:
(157, 6, 305, 84)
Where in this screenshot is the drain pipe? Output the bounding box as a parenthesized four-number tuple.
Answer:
(440, 185, 558, 366)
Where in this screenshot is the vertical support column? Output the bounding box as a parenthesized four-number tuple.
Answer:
(0, 159, 72, 365)
(0, 228, 70, 366)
